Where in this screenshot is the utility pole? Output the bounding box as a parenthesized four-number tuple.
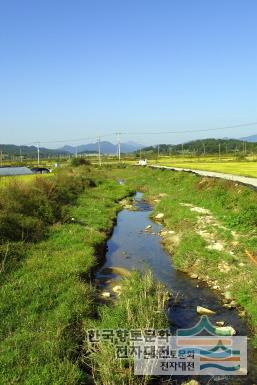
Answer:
(182, 143, 184, 155)
(116, 132, 121, 162)
(97, 136, 102, 166)
(218, 143, 221, 159)
(75, 147, 78, 158)
(203, 143, 206, 156)
(139, 147, 142, 159)
(0, 151, 2, 167)
(157, 144, 160, 159)
(37, 143, 40, 166)
(20, 146, 22, 163)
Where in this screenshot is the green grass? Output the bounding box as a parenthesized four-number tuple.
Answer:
(0, 171, 133, 385)
(84, 271, 169, 385)
(1, 164, 257, 384)
(0, 168, 170, 385)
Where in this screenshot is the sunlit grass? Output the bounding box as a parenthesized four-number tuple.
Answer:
(85, 271, 169, 385)
(0, 173, 53, 188)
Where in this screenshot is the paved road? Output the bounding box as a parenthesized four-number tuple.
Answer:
(149, 165, 257, 189)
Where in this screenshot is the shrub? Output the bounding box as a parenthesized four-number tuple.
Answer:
(0, 168, 96, 244)
(70, 157, 91, 167)
(0, 213, 45, 242)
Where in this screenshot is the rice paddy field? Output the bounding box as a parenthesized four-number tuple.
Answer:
(150, 156, 257, 178)
(0, 173, 52, 188)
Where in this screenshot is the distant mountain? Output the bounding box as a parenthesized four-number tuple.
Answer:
(142, 138, 257, 155)
(240, 134, 257, 143)
(0, 141, 143, 159)
(59, 141, 142, 154)
(0, 144, 68, 158)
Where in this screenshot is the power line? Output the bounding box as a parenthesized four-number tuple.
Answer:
(121, 121, 257, 136)
(27, 132, 116, 146)
(19, 120, 257, 147)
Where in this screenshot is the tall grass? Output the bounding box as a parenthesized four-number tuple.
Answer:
(0, 167, 96, 277)
(85, 271, 169, 385)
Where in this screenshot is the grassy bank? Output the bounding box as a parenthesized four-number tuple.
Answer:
(107, 166, 257, 347)
(0, 166, 170, 385)
(0, 168, 133, 384)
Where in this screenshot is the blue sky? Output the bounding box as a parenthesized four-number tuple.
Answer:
(0, 0, 257, 146)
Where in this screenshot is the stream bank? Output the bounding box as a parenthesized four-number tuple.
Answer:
(95, 192, 257, 385)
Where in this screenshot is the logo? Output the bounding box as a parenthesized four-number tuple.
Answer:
(134, 316, 247, 376)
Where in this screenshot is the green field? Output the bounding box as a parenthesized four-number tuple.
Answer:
(150, 157, 257, 178)
(0, 173, 53, 188)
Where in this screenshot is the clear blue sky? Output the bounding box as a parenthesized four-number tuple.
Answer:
(1, 0, 257, 146)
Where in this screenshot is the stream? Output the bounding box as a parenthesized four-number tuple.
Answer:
(96, 192, 257, 384)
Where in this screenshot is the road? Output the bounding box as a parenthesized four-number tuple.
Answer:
(149, 165, 257, 189)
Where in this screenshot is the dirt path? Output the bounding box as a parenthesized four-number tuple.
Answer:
(149, 164, 257, 189)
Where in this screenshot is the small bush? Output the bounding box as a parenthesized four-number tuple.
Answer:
(235, 154, 247, 161)
(70, 157, 91, 167)
(0, 213, 45, 242)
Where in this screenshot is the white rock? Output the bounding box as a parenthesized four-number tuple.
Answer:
(229, 301, 237, 308)
(125, 204, 133, 210)
(144, 225, 152, 231)
(190, 207, 210, 214)
(101, 291, 111, 298)
(112, 285, 122, 294)
(197, 306, 216, 315)
(207, 242, 224, 251)
(216, 321, 225, 327)
(224, 291, 233, 300)
(155, 213, 164, 220)
(183, 380, 200, 385)
(190, 274, 198, 279)
(215, 326, 236, 336)
(218, 262, 231, 273)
